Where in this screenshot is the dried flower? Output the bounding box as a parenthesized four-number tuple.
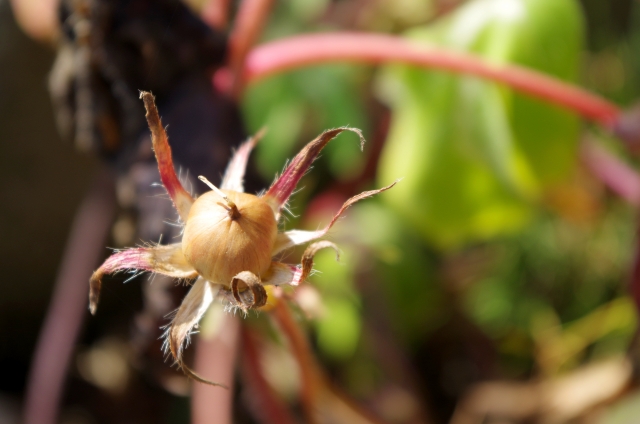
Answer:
(89, 91, 396, 385)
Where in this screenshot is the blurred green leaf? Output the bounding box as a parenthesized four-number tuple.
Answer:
(348, 202, 447, 344)
(316, 297, 362, 361)
(460, 206, 635, 373)
(377, 0, 584, 248)
(242, 65, 369, 181)
(599, 390, 640, 424)
(311, 248, 362, 360)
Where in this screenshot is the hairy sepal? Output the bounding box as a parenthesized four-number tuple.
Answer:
(220, 129, 264, 192)
(263, 241, 340, 290)
(89, 243, 197, 314)
(167, 277, 227, 388)
(272, 180, 399, 255)
(263, 127, 366, 218)
(140, 91, 194, 222)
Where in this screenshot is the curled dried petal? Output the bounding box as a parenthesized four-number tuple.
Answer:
(299, 241, 339, 284)
(89, 243, 197, 314)
(263, 127, 366, 217)
(231, 271, 267, 310)
(167, 278, 227, 387)
(272, 180, 399, 255)
(140, 91, 194, 221)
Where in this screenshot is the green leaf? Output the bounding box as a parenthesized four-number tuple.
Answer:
(311, 247, 362, 360)
(316, 298, 362, 361)
(242, 65, 369, 181)
(376, 0, 584, 248)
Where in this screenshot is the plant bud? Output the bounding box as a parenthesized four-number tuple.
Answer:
(182, 190, 278, 285)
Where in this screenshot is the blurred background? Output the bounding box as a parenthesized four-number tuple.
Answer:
(2, 0, 640, 422)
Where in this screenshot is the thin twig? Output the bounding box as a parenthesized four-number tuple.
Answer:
(271, 296, 383, 424)
(241, 32, 620, 126)
(22, 167, 117, 424)
(272, 299, 321, 424)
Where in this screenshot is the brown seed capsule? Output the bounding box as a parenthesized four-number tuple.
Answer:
(88, 97, 397, 387)
(181, 189, 278, 285)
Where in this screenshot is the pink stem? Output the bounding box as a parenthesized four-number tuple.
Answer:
(580, 139, 640, 207)
(241, 32, 620, 126)
(581, 139, 640, 313)
(22, 168, 116, 424)
(201, 0, 231, 30)
(191, 313, 241, 424)
(9, 0, 58, 42)
(630, 225, 640, 311)
(227, 0, 275, 97)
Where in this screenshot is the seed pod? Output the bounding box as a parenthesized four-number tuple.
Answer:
(181, 190, 278, 285)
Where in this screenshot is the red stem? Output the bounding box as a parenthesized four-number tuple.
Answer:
(22, 168, 116, 424)
(272, 299, 321, 424)
(228, 0, 276, 97)
(241, 327, 297, 424)
(630, 224, 640, 311)
(580, 139, 640, 207)
(271, 297, 383, 424)
(241, 32, 620, 126)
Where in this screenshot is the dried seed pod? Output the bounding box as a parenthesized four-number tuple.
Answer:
(182, 189, 278, 285)
(89, 92, 398, 386)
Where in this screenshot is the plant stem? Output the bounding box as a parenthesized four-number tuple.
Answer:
(271, 297, 382, 424)
(580, 139, 640, 207)
(228, 0, 275, 97)
(9, 0, 57, 42)
(191, 312, 240, 424)
(630, 225, 640, 311)
(272, 299, 321, 424)
(241, 327, 297, 424)
(201, 0, 231, 30)
(241, 32, 620, 126)
(22, 168, 116, 424)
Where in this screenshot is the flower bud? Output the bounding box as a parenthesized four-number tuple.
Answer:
(182, 190, 278, 285)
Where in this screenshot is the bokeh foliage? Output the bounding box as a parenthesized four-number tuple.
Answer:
(242, 0, 638, 413)
(377, 0, 583, 247)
